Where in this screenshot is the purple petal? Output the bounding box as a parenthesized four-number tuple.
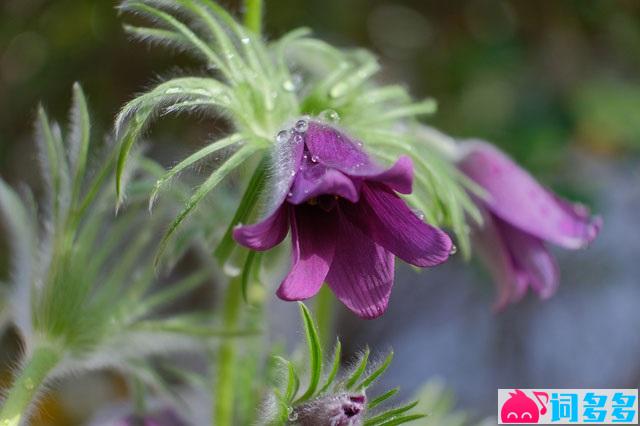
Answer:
(233, 204, 289, 251)
(342, 183, 452, 267)
(362, 155, 413, 194)
(276, 205, 337, 301)
(288, 159, 360, 204)
(304, 121, 378, 175)
(459, 141, 601, 249)
(326, 211, 394, 319)
(471, 210, 528, 311)
(500, 218, 560, 300)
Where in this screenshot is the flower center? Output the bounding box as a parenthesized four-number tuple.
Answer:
(307, 195, 340, 211)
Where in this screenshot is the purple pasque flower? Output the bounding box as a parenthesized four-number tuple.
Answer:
(233, 120, 452, 319)
(458, 141, 602, 310)
(290, 393, 366, 426)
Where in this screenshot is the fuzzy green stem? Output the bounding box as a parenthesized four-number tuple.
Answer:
(0, 346, 61, 426)
(214, 276, 243, 426)
(244, 0, 263, 35)
(315, 284, 334, 348)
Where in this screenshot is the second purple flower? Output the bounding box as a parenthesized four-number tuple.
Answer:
(234, 119, 453, 319)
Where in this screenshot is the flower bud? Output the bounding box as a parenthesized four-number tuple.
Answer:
(289, 393, 366, 426)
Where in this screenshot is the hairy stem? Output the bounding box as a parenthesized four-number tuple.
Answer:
(0, 346, 61, 426)
(214, 276, 243, 426)
(315, 284, 334, 348)
(244, 0, 263, 35)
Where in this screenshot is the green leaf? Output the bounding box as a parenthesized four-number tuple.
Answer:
(374, 414, 427, 426)
(345, 347, 370, 390)
(318, 340, 341, 394)
(214, 155, 268, 263)
(154, 144, 259, 266)
(121, 2, 228, 74)
(356, 351, 393, 390)
(274, 356, 300, 403)
(68, 83, 91, 205)
(149, 133, 244, 210)
(241, 250, 262, 304)
(295, 302, 323, 403)
(364, 401, 419, 426)
(368, 388, 399, 410)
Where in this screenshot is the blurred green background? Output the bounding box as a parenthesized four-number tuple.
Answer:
(2, 0, 639, 183)
(1, 0, 640, 424)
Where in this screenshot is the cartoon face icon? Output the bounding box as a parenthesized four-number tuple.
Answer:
(501, 390, 548, 423)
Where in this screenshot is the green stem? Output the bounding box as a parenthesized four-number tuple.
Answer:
(214, 276, 244, 426)
(0, 346, 61, 426)
(243, 0, 263, 35)
(315, 284, 334, 349)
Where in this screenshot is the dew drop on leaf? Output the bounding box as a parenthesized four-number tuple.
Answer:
(319, 109, 340, 123)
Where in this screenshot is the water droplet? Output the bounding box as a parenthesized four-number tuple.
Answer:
(240, 36, 250, 44)
(413, 209, 425, 220)
(283, 80, 296, 92)
(356, 141, 363, 147)
(330, 82, 348, 98)
(294, 119, 308, 133)
(288, 411, 299, 422)
(303, 154, 308, 160)
(319, 109, 340, 123)
(276, 130, 291, 144)
(287, 191, 293, 197)
(290, 170, 296, 176)
(165, 88, 182, 94)
(450, 245, 458, 255)
(223, 259, 242, 277)
(25, 378, 34, 390)
(311, 155, 319, 163)
(292, 134, 303, 144)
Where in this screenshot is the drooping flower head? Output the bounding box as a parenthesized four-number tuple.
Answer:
(234, 120, 453, 318)
(458, 141, 602, 309)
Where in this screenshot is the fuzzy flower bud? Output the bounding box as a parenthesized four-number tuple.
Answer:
(289, 393, 366, 426)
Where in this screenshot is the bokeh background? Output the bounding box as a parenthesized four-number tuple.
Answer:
(1, 0, 639, 423)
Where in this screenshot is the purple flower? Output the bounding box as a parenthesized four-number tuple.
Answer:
(458, 141, 602, 310)
(234, 120, 452, 319)
(290, 393, 366, 426)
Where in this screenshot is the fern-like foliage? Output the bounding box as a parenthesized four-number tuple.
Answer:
(115, 0, 480, 259)
(0, 84, 248, 388)
(263, 303, 425, 425)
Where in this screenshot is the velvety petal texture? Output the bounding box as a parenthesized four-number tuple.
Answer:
(459, 140, 600, 309)
(234, 119, 453, 318)
(459, 141, 601, 249)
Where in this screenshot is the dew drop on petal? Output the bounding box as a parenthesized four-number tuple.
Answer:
(450, 244, 458, 255)
(311, 155, 319, 163)
(24, 378, 34, 390)
(294, 119, 308, 133)
(292, 134, 303, 144)
(412, 209, 425, 220)
(287, 191, 293, 197)
(276, 130, 291, 144)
